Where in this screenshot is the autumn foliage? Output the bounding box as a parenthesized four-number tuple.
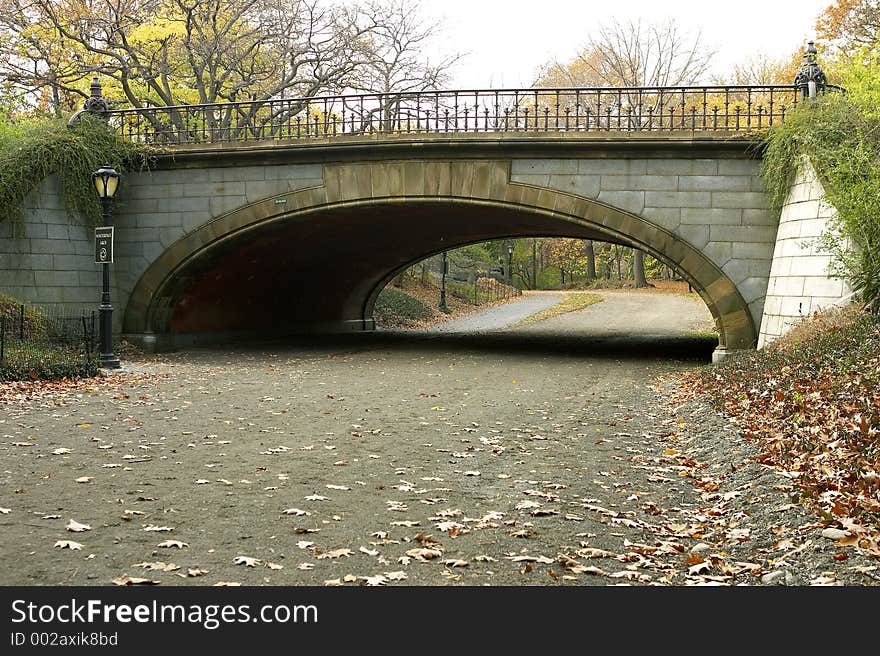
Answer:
(676, 306, 880, 558)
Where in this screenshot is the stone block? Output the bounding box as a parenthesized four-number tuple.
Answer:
(645, 191, 710, 208)
(511, 159, 577, 175)
(577, 159, 631, 174)
(599, 175, 677, 191)
(597, 190, 644, 215)
(711, 192, 768, 209)
(711, 225, 776, 243)
(691, 159, 719, 175)
(23, 223, 48, 239)
(646, 159, 695, 175)
(137, 183, 184, 199)
(5, 270, 35, 286)
(717, 159, 760, 175)
(676, 225, 710, 250)
(46, 224, 71, 240)
(678, 175, 751, 192)
(742, 209, 776, 226)
(737, 276, 770, 303)
(61, 287, 96, 303)
(642, 207, 681, 231)
(802, 276, 847, 298)
(782, 199, 820, 222)
(731, 241, 773, 260)
(702, 241, 732, 267)
(683, 208, 742, 225)
(509, 173, 550, 188)
(51, 254, 82, 270)
(547, 175, 600, 198)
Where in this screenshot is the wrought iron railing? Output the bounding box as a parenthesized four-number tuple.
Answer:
(91, 85, 837, 146)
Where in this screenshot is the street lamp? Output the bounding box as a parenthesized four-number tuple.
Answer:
(93, 165, 121, 369)
(439, 250, 449, 313)
(507, 244, 514, 285)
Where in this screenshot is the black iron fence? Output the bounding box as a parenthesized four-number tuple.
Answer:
(447, 276, 521, 306)
(96, 85, 838, 146)
(0, 304, 98, 380)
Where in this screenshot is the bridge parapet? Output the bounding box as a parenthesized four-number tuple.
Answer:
(77, 84, 826, 148)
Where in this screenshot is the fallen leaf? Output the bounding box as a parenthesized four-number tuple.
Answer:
(112, 576, 159, 586)
(133, 561, 179, 572)
(316, 548, 354, 560)
(54, 540, 83, 550)
(66, 519, 91, 532)
(233, 556, 261, 567)
(405, 548, 443, 561)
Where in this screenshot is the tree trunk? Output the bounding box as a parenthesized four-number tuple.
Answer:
(584, 240, 596, 280)
(633, 249, 648, 287)
(531, 239, 537, 289)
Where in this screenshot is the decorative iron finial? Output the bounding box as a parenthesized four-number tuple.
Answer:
(794, 41, 828, 100)
(82, 77, 111, 117)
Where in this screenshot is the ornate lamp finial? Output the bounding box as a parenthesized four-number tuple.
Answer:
(794, 41, 828, 100)
(83, 77, 111, 117)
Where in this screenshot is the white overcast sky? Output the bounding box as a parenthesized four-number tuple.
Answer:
(407, 0, 834, 88)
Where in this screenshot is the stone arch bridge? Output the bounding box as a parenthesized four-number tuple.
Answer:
(0, 81, 850, 362)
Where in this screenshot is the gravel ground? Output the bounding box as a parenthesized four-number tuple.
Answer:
(0, 294, 876, 586)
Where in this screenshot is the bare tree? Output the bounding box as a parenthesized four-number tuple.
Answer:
(538, 18, 714, 89)
(343, 0, 462, 132)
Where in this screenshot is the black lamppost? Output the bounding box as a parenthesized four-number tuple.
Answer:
(507, 244, 514, 285)
(439, 250, 449, 312)
(93, 165, 121, 369)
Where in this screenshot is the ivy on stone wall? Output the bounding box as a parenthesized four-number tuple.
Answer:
(0, 115, 153, 227)
(762, 94, 880, 313)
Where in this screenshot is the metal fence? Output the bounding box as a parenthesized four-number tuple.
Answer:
(447, 276, 521, 306)
(0, 304, 98, 378)
(98, 84, 836, 146)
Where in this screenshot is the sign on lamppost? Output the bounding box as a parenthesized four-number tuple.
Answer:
(95, 226, 114, 264)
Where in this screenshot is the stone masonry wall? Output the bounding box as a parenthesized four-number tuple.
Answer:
(0, 175, 99, 313)
(510, 157, 775, 330)
(0, 165, 323, 331)
(757, 160, 851, 348)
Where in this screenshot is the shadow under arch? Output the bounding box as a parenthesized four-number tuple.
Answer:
(123, 160, 756, 358)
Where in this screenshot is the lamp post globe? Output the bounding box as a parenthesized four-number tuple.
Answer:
(93, 165, 121, 369)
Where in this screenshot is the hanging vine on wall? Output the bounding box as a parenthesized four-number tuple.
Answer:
(761, 94, 880, 313)
(0, 114, 154, 227)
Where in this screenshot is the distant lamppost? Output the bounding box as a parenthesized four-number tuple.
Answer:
(439, 250, 449, 312)
(93, 165, 121, 369)
(507, 244, 514, 285)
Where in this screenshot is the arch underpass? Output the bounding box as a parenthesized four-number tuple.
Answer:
(123, 159, 756, 358)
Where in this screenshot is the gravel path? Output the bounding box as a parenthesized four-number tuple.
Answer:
(1, 292, 876, 586)
(421, 292, 564, 333)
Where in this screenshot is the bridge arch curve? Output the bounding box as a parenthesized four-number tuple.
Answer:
(123, 160, 756, 355)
